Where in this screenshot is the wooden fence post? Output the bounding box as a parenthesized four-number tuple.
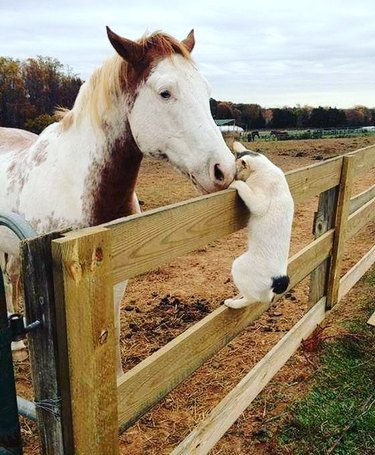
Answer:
(51, 227, 119, 454)
(326, 155, 355, 309)
(21, 230, 72, 455)
(309, 186, 338, 306)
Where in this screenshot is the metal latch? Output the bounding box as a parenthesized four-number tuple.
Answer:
(8, 314, 41, 341)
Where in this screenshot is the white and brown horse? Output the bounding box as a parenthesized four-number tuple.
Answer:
(0, 27, 235, 372)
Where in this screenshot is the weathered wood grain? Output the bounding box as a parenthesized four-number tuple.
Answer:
(309, 187, 338, 307)
(21, 231, 70, 455)
(171, 298, 327, 455)
(286, 157, 341, 203)
(327, 156, 355, 308)
(52, 228, 119, 455)
(107, 190, 248, 284)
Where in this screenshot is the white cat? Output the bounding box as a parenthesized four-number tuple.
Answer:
(225, 142, 294, 309)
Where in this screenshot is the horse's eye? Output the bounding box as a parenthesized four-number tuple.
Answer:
(160, 90, 171, 99)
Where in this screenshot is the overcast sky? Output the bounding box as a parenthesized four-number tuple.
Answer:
(1, 0, 374, 108)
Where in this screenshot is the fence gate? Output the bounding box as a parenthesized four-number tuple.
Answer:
(0, 213, 36, 455)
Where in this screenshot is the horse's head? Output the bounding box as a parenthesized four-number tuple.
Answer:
(107, 27, 235, 193)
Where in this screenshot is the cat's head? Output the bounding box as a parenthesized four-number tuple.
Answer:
(233, 141, 261, 181)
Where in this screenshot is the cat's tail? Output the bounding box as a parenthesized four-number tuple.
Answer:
(271, 275, 290, 294)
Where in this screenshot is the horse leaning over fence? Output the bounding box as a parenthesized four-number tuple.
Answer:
(0, 27, 236, 373)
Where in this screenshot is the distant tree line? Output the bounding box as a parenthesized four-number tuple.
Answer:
(1, 55, 374, 134)
(0, 56, 82, 133)
(210, 99, 375, 130)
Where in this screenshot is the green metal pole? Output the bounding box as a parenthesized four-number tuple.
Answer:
(0, 271, 22, 455)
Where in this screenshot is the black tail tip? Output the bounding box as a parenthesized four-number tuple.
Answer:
(272, 275, 290, 294)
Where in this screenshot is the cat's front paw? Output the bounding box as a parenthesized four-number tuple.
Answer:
(229, 181, 240, 191)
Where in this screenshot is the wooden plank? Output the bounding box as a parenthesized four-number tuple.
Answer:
(350, 143, 375, 175)
(52, 228, 119, 455)
(338, 245, 375, 302)
(349, 184, 375, 215)
(106, 190, 248, 284)
(171, 298, 327, 455)
(21, 231, 71, 454)
(285, 157, 341, 203)
(327, 156, 355, 308)
(104, 158, 342, 285)
(368, 311, 375, 327)
(117, 230, 334, 430)
(346, 196, 375, 240)
(309, 187, 338, 306)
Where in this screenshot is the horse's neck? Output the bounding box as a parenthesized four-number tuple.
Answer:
(33, 114, 143, 228)
(67, 63, 144, 225)
(81, 124, 143, 225)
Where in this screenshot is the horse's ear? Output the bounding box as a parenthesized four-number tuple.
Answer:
(182, 29, 195, 53)
(106, 26, 144, 65)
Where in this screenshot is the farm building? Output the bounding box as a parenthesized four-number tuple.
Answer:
(215, 118, 244, 133)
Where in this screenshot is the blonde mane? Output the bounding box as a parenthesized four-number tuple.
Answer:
(57, 31, 192, 132)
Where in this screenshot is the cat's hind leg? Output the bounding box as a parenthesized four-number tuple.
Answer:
(224, 296, 252, 309)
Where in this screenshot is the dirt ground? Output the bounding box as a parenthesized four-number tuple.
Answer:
(16, 136, 375, 454)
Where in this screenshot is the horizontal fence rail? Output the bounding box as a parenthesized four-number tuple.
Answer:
(105, 158, 342, 284)
(346, 196, 375, 240)
(349, 184, 375, 214)
(338, 245, 375, 302)
(172, 298, 327, 455)
(116, 229, 334, 430)
(350, 144, 375, 175)
(101, 144, 375, 285)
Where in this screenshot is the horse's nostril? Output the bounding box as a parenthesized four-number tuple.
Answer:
(214, 164, 224, 182)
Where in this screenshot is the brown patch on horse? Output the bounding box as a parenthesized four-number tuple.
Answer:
(6, 139, 49, 200)
(82, 123, 143, 225)
(6, 148, 29, 200)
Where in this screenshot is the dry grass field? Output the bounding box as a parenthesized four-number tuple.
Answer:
(16, 136, 375, 454)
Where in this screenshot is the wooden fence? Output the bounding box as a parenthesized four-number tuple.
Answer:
(20, 144, 375, 454)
